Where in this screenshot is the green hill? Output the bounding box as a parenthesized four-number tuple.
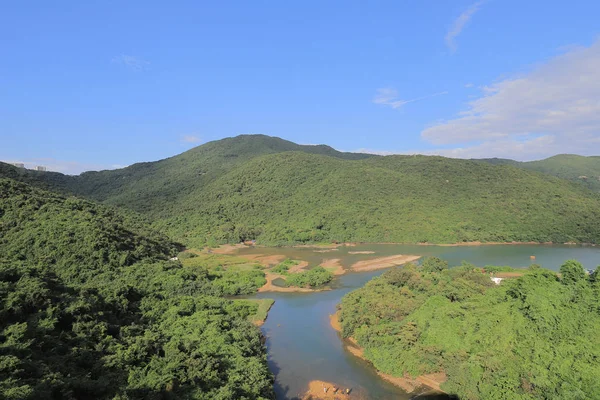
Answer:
(158, 152, 600, 246)
(3, 136, 600, 247)
(479, 154, 600, 192)
(0, 179, 274, 399)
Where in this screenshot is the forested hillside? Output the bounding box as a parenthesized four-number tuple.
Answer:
(480, 154, 600, 192)
(0, 179, 274, 399)
(159, 152, 600, 246)
(3, 135, 600, 248)
(338, 258, 600, 399)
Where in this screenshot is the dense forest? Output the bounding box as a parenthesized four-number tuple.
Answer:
(480, 154, 600, 192)
(338, 258, 600, 400)
(0, 179, 274, 399)
(2, 135, 600, 248)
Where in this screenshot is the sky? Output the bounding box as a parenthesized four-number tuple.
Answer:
(2, 1, 600, 174)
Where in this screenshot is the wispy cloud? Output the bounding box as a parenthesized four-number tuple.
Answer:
(419, 39, 600, 160)
(445, 1, 486, 53)
(111, 54, 150, 71)
(373, 88, 448, 109)
(464, 83, 475, 88)
(181, 135, 202, 144)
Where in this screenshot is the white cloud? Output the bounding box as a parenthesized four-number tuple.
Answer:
(373, 88, 448, 109)
(445, 1, 486, 53)
(181, 135, 202, 143)
(464, 83, 475, 88)
(111, 54, 150, 71)
(420, 39, 600, 159)
(1, 158, 127, 175)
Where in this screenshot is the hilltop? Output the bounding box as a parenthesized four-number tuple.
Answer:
(2, 135, 600, 247)
(479, 154, 600, 191)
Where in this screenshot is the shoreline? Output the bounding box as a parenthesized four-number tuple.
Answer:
(209, 240, 595, 255)
(329, 311, 447, 394)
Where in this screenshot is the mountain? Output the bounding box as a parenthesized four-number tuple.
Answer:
(0, 135, 373, 214)
(479, 154, 600, 192)
(2, 135, 600, 247)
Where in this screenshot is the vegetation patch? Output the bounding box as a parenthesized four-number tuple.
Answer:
(338, 257, 600, 399)
(285, 266, 334, 288)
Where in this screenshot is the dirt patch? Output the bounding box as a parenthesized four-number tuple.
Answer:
(350, 255, 421, 272)
(348, 251, 375, 255)
(314, 249, 340, 253)
(321, 259, 346, 275)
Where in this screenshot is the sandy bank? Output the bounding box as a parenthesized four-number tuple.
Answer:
(302, 380, 360, 400)
(348, 251, 375, 255)
(350, 255, 421, 272)
(321, 259, 346, 276)
(329, 311, 447, 394)
(208, 243, 249, 254)
(289, 261, 309, 273)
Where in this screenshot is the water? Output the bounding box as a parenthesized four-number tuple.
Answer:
(237, 244, 600, 399)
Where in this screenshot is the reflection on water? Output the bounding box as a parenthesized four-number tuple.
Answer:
(238, 244, 600, 400)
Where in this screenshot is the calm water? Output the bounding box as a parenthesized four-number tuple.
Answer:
(237, 244, 600, 400)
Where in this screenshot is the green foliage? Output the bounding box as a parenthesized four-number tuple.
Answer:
(339, 260, 600, 399)
(3, 136, 600, 248)
(559, 260, 587, 285)
(421, 256, 449, 273)
(480, 154, 600, 192)
(0, 179, 274, 399)
(284, 267, 333, 288)
(271, 259, 299, 274)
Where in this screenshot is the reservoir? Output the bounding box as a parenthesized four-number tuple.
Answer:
(236, 244, 600, 399)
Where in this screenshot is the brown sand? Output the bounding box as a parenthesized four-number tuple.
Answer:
(350, 255, 421, 272)
(314, 249, 340, 253)
(329, 311, 447, 394)
(302, 380, 359, 400)
(348, 251, 376, 255)
(288, 261, 309, 273)
(321, 259, 346, 275)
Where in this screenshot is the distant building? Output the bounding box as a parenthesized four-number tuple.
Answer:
(491, 277, 504, 285)
(36, 166, 47, 172)
(11, 162, 25, 168)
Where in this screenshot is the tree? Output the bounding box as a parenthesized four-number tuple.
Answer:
(559, 260, 587, 285)
(421, 257, 449, 273)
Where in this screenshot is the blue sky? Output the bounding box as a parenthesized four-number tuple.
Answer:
(2, 1, 600, 174)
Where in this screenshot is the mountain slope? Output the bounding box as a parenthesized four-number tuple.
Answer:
(0, 178, 274, 399)
(479, 154, 600, 191)
(0, 135, 373, 215)
(3, 136, 600, 247)
(155, 152, 600, 246)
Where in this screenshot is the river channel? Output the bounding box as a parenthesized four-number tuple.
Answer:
(235, 244, 600, 399)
